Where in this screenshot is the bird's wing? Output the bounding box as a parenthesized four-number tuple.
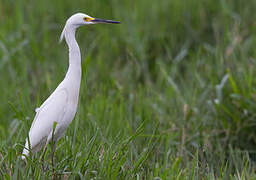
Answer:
(28, 88, 68, 149)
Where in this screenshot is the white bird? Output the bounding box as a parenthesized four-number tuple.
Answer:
(22, 13, 120, 160)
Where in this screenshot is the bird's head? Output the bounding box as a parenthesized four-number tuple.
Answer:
(60, 13, 120, 42)
(67, 13, 120, 26)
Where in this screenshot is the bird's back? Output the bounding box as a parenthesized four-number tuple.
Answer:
(22, 83, 72, 158)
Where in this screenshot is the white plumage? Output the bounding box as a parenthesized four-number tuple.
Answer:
(22, 13, 120, 159)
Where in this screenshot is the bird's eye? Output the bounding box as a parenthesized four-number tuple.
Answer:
(84, 17, 91, 22)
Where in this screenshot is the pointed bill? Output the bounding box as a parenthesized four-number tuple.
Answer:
(91, 18, 120, 24)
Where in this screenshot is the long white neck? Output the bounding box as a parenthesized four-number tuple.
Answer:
(64, 24, 82, 82)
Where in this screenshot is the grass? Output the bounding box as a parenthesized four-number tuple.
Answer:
(1, 0, 256, 179)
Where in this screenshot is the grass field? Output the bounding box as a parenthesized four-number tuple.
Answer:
(1, 0, 256, 179)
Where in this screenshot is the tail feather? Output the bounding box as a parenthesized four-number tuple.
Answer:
(21, 140, 29, 160)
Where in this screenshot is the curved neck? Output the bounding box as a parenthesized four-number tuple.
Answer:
(64, 25, 82, 80)
(65, 25, 81, 66)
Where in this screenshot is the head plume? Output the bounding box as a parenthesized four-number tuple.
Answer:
(59, 25, 66, 43)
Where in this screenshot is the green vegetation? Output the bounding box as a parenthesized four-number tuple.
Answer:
(1, 0, 256, 179)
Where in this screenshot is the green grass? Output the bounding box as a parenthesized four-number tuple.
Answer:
(1, 0, 256, 179)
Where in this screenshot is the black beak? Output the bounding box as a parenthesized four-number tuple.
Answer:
(91, 18, 120, 24)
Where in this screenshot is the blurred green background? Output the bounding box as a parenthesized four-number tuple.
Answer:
(1, 0, 256, 178)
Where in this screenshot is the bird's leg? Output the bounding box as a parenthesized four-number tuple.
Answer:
(51, 141, 57, 168)
(51, 141, 57, 179)
(51, 121, 57, 179)
(41, 143, 48, 172)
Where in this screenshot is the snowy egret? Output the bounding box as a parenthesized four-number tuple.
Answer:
(22, 13, 120, 160)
